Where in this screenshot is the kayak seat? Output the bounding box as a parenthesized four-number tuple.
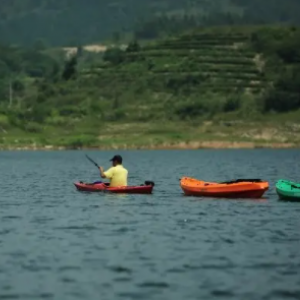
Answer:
(93, 181, 103, 184)
(220, 179, 262, 184)
(80, 181, 104, 186)
(291, 185, 300, 189)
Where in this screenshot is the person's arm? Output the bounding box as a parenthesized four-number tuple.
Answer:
(99, 166, 106, 178)
(99, 167, 113, 179)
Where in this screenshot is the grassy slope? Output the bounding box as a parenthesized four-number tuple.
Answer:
(1, 26, 300, 149)
(2, 117, 300, 149)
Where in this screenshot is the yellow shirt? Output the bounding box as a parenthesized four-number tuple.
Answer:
(104, 165, 128, 187)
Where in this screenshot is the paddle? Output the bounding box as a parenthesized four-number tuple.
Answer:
(85, 154, 103, 185)
(85, 154, 99, 169)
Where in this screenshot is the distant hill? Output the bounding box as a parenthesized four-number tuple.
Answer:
(0, 0, 300, 46)
(1, 25, 300, 148)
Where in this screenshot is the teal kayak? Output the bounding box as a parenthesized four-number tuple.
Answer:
(276, 180, 300, 201)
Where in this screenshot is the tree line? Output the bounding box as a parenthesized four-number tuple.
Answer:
(1, 0, 300, 46)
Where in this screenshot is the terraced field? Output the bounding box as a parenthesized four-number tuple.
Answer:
(92, 28, 267, 100)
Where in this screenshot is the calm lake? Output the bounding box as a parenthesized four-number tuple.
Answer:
(0, 150, 299, 300)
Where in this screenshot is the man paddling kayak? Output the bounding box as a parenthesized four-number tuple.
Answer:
(99, 155, 128, 187)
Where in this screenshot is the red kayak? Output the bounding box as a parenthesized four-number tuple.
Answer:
(74, 181, 154, 194)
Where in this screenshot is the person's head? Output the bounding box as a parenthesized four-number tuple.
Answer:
(110, 155, 123, 166)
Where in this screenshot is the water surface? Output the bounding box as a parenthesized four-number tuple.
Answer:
(0, 150, 299, 300)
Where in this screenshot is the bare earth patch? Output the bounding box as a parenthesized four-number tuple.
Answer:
(62, 43, 127, 57)
(63, 44, 108, 57)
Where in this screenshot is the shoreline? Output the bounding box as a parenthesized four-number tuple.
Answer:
(0, 141, 298, 150)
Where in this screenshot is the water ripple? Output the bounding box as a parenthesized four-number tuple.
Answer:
(0, 150, 300, 300)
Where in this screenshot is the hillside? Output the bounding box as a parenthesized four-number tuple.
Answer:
(1, 0, 300, 46)
(80, 26, 300, 120)
(0, 26, 300, 149)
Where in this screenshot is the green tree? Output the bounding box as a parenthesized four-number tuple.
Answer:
(103, 47, 125, 65)
(264, 66, 300, 112)
(62, 56, 77, 80)
(126, 40, 141, 52)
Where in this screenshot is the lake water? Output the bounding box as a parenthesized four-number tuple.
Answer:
(0, 150, 300, 300)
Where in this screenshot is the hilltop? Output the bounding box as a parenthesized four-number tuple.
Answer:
(0, 25, 300, 149)
(0, 0, 300, 45)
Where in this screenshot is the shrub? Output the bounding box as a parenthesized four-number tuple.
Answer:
(263, 66, 300, 112)
(175, 101, 208, 120)
(224, 96, 241, 112)
(63, 135, 98, 149)
(0, 114, 10, 129)
(103, 47, 125, 65)
(23, 122, 42, 133)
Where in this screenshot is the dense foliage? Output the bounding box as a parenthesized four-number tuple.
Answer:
(0, 0, 300, 46)
(0, 26, 300, 147)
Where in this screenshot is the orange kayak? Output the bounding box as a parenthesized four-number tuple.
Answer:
(180, 177, 269, 198)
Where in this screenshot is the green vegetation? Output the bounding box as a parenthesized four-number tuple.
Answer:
(1, 0, 300, 46)
(1, 26, 300, 149)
